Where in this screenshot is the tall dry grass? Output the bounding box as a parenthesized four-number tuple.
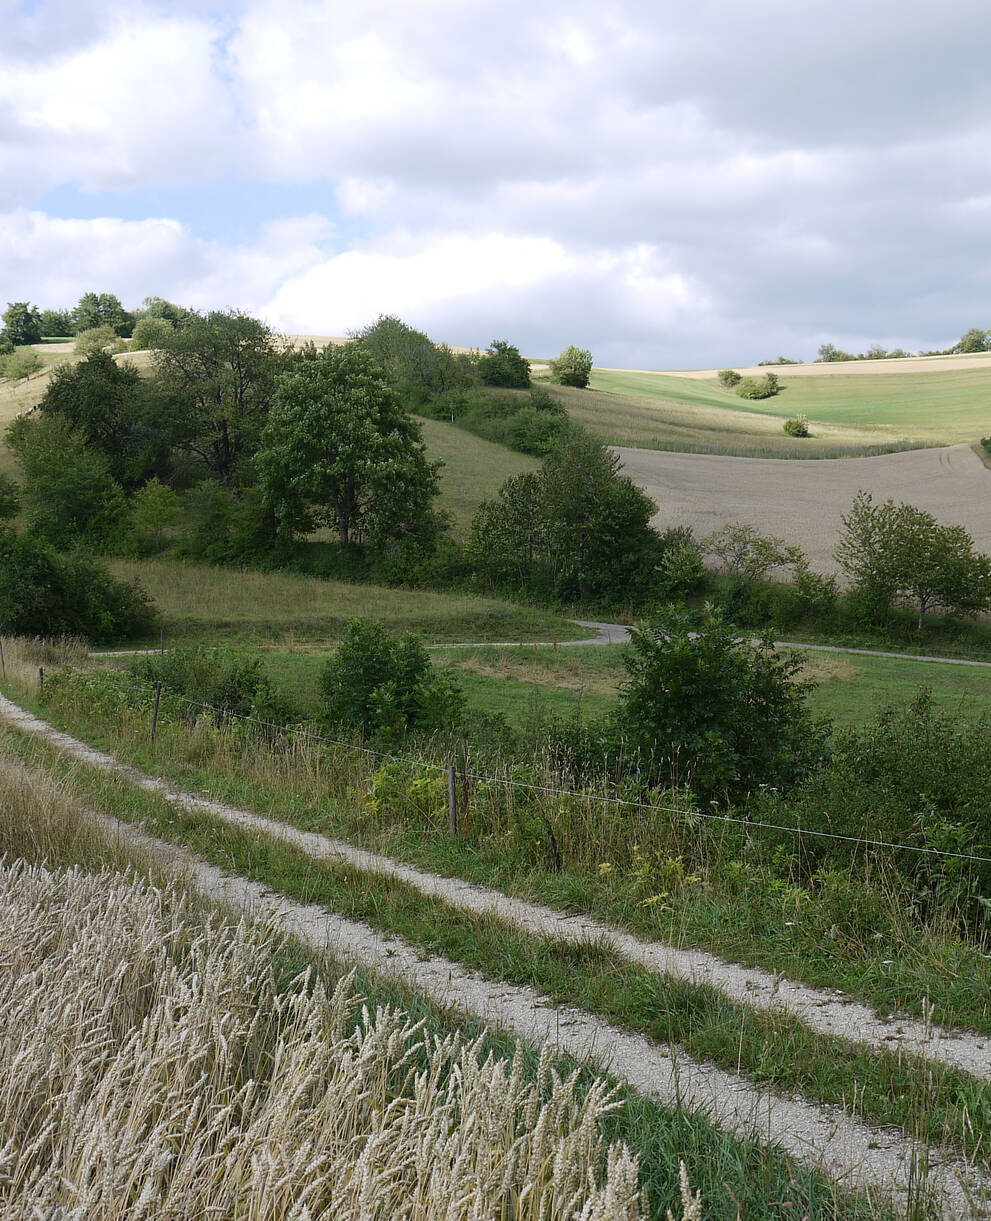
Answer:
(0, 857, 661, 1220)
(0, 634, 89, 693)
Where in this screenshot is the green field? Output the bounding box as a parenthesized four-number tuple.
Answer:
(259, 638, 991, 730)
(586, 362, 991, 448)
(105, 557, 588, 646)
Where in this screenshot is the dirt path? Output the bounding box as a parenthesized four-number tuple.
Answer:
(1, 691, 987, 1085)
(9, 754, 984, 1220)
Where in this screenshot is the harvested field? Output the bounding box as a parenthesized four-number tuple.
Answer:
(616, 441, 991, 574)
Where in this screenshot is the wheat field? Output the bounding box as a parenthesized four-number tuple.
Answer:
(0, 857, 662, 1220)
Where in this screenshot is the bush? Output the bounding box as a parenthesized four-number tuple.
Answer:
(132, 647, 293, 724)
(783, 414, 809, 437)
(550, 345, 593, 389)
(615, 604, 829, 802)
(736, 375, 779, 400)
(319, 619, 464, 741)
(717, 369, 741, 388)
(129, 316, 174, 351)
(74, 326, 123, 357)
(476, 340, 531, 389)
(655, 527, 706, 598)
(0, 473, 18, 522)
(0, 528, 156, 642)
(1, 349, 42, 380)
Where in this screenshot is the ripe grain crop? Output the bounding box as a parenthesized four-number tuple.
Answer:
(0, 857, 653, 1220)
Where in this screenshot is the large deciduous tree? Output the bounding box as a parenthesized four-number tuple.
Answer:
(550, 345, 593, 388)
(258, 342, 443, 550)
(477, 339, 531, 388)
(352, 315, 476, 405)
(152, 310, 282, 488)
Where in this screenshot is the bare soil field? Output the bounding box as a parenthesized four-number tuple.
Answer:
(616, 441, 991, 574)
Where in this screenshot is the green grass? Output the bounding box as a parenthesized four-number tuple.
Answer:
(13, 671, 991, 1037)
(5, 721, 987, 1166)
(103, 557, 591, 646)
(0, 738, 890, 1221)
(587, 364, 991, 446)
(416, 414, 536, 535)
(548, 382, 928, 458)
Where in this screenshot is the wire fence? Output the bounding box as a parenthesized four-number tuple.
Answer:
(43, 664, 991, 871)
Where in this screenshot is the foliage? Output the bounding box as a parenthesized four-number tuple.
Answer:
(133, 645, 291, 723)
(352, 315, 476, 405)
(615, 604, 828, 801)
(769, 690, 991, 912)
(129, 315, 174, 350)
(0, 348, 42, 380)
(835, 490, 991, 628)
(259, 342, 443, 552)
(319, 618, 465, 740)
(757, 356, 798, 365)
(176, 481, 274, 564)
(5, 415, 127, 547)
(704, 522, 802, 597)
(0, 527, 155, 641)
(816, 343, 855, 363)
(72, 291, 133, 337)
(423, 386, 569, 456)
(138, 295, 195, 328)
(0, 333, 12, 358)
(74, 326, 122, 356)
(0, 473, 19, 521)
(152, 310, 282, 487)
(735, 374, 779, 400)
(477, 340, 531, 389)
(38, 350, 164, 487)
(717, 369, 741, 388)
(38, 307, 73, 336)
(129, 478, 181, 552)
(783, 414, 809, 437)
(468, 430, 660, 606)
(550, 345, 593, 389)
(655, 527, 706, 598)
(2, 301, 42, 345)
(954, 327, 990, 354)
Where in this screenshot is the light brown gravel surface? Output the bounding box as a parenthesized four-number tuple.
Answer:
(616, 443, 991, 574)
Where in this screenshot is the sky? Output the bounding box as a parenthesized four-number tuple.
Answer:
(1, 0, 989, 369)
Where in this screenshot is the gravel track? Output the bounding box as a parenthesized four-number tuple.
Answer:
(1, 691, 988, 1084)
(616, 443, 991, 576)
(5, 752, 986, 1220)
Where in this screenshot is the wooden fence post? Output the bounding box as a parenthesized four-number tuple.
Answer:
(150, 682, 162, 744)
(448, 762, 458, 839)
(0, 637, 5, 679)
(38, 666, 44, 695)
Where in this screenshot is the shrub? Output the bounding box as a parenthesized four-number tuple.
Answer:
(74, 326, 123, 356)
(1, 349, 42, 380)
(319, 619, 464, 740)
(129, 315, 174, 350)
(550, 345, 593, 389)
(0, 473, 18, 521)
(615, 604, 829, 802)
(0, 528, 156, 642)
(132, 646, 292, 724)
(717, 369, 741, 388)
(655, 527, 706, 598)
(783, 414, 809, 437)
(736, 375, 779, 400)
(476, 340, 531, 389)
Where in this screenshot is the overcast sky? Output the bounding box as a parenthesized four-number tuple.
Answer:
(2, 0, 989, 368)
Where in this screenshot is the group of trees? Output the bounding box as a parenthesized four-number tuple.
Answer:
(815, 328, 990, 363)
(0, 292, 201, 353)
(717, 369, 781, 400)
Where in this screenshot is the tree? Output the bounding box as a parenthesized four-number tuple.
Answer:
(550, 345, 593, 389)
(705, 523, 802, 595)
(468, 430, 660, 604)
(834, 490, 991, 628)
(2, 302, 42, 345)
(74, 326, 122, 356)
(131, 478, 181, 552)
(38, 308, 73, 337)
(816, 343, 854, 363)
(139, 296, 195, 328)
(38, 350, 164, 487)
(6, 414, 126, 547)
(717, 369, 741, 388)
(152, 310, 282, 487)
(319, 618, 464, 740)
(352, 315, 476, 404)
(954, 327, 990, 354)
(72, 291, 133, 337)
(258, 342, 443, 550)
(477, 340, 531, 388)
(615, 604, 827, 801)
(130, 316, 174, 351)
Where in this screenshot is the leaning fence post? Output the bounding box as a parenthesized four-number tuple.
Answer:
(38, 666, 44, 695)
(448, 762, 458, 839)
(150, 681, 163, 744)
